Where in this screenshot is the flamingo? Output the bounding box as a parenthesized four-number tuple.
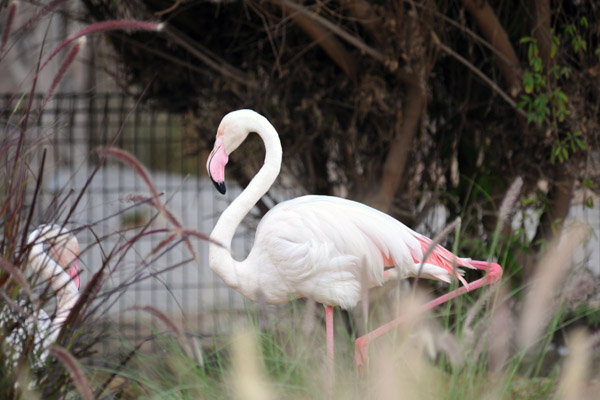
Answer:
(1, 224, 81, 365)
(206, 109, 502, 375)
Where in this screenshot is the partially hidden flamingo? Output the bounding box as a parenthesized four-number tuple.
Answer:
(206, 109, 502, 375)
(1, 225, 81, 365)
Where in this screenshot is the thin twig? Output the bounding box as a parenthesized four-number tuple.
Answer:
(274, 0, 387, 63)
(162, 24, 258, 88)
(431, 32, 525, 116)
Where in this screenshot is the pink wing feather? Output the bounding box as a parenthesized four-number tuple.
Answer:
(410, 234, 474, 286)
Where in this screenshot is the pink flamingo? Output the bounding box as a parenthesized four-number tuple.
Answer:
(1, 225, 81, 365)
(206, 109, 502, 375)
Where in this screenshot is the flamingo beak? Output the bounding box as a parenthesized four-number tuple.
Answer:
(207, 136, 228, 195)
(67, 258, 81, 290)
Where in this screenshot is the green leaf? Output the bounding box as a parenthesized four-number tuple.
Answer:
(551, 33, 560, 59)
(523, 74, 534, 93)
(582, 178, 594, 189)
(580, 17, 589, 29)
(550, 41, 558, 59)
(585, 197, 594, 209)
(572, 36, 587, 52)
(533, 57, 543, 72)
(517, 95, 530, 109)
(565, 24, 576, 37)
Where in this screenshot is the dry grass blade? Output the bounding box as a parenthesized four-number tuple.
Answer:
(0, 259, 38, 304)
(41, 37, 85, 109)
(0, 2, 17, 58)
(487, 287, 512, 371)
(498, 176, 523, 227)
(416, 217, 461, 281)
(461, 287, 493, 353)
(230, 328, 275, 400)
(517, 225, 588, 350)
(372, 290, 441, 400)
(180, 228, 212, 244)
(144, 231, 178, 260)
(50, 346, 94, 400)
(128, 305, 189, 350)
(99, 147, 163, 211)
(62, 251, 111, 333)
(27, 0, 67, 29)
(435, 331, 463, 367)
(360, 255, 370, 328)
(39, 20, 163, 74)
(99, 147, 200, 261)
(20, 148, 46, 254)
(95, 338, 152, 398)
(557, 329, 590, 400)
(301, 299, 317, 338)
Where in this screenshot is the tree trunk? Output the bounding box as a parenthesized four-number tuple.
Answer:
(371, 72, 424, 213)
(462, 0, 521, 96)
(280, 1, 358, 81)
(531, 0, 552, 69)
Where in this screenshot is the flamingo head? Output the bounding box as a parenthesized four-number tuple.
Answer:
(43, 225, 81, 290)
(207, 110, 256, 195)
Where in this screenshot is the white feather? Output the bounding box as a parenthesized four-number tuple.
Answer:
(235, 196, 467, 309)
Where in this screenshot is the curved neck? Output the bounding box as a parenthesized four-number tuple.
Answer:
(208, 114, 282, 288)
(28, 237, 79, 340)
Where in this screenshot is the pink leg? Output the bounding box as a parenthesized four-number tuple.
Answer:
(354, 261, 502, 373)
(325, 305, 334, 384)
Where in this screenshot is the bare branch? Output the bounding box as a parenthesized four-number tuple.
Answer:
(282, 4, 358, 80)
(274, 0, 389, 65)
(461, 0, 521, 96)
(432, 32, 526, 117)
(162, 24, 259, 89)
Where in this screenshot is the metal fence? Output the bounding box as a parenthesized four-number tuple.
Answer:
(3, 92, 255, 344)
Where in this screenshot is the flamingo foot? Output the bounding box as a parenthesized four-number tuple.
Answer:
(354, 336, 370, 375)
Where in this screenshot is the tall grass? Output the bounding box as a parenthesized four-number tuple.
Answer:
(93, 180, 597, 400)
(0, 4, 193, 398)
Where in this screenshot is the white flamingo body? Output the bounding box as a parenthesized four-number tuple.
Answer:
(206, 109, 501, 374)
(27, 225, 80, 344)
(237, 195, 470, 309)
(1, 225, 80, 365)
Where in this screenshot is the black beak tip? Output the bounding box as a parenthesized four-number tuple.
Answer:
(211, 178, 226, 195)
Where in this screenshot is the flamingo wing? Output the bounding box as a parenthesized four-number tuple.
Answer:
(246, 195, 471, 308)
